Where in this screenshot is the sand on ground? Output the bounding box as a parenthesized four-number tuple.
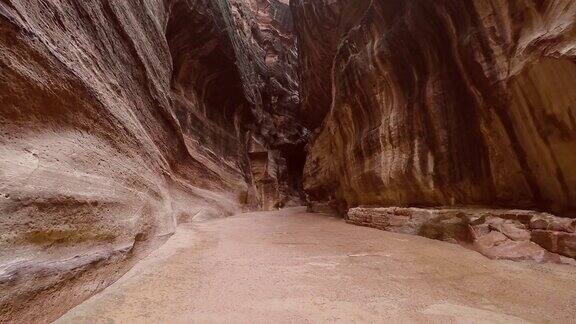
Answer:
(57, 207, 576, 323)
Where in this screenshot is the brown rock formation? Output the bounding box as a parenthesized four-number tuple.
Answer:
(293, 0, 576, 262)
(291, 0, 372, 128)
(211, 0, 309, 208)
(297, 0, 576, 216)
(2, 0, 576, 321)
(0, 0, 306, 321)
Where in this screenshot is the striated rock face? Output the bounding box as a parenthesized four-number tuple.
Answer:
(290, 0, 372, 129)
(297, 0, 576, 217)
(216, 0, 309, 208)
(0, 0, 304, 321)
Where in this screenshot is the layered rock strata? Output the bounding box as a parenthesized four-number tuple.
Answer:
(0, 0, 305, 321)
(2, 0, 576, 321)
(294, 0, 576, 260)
(217, 0, 309, 207)
(297, 0, 576, 215)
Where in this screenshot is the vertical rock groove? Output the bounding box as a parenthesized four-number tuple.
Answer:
(294, 0, 576, 264)
(295, 0, 576, 216)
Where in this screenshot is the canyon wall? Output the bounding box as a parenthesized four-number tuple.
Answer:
(2, 0, 576, 321)
(296, 0, 576, 216)
(0, 0, 302, 321)
(219, 0, 308, 208)
(294, 0, 576, 262)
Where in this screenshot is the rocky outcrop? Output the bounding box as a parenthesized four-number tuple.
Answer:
(347, 207, 576, 264)
(297, 0, 576, 216)
(290, 0, 372, 128)
(294, 0, 576, 261)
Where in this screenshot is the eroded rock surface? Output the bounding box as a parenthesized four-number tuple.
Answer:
(0, 0, 306, 321)
(219, 0, 309, 208)
(293, 0, 576, 263)
(298, 0, 576, 216)
(2, 0, 576, 322)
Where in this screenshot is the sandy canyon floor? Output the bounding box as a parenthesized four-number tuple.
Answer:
(56, 207, 576, 323)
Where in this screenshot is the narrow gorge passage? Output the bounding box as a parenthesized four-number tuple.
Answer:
(57, 208, 576, 323)
(2, 0, 576, 322)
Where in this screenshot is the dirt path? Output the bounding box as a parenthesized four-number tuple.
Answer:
(57, 207, 576, 323)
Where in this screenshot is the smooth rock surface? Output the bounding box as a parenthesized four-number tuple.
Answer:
(57, 208, 576, 323)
